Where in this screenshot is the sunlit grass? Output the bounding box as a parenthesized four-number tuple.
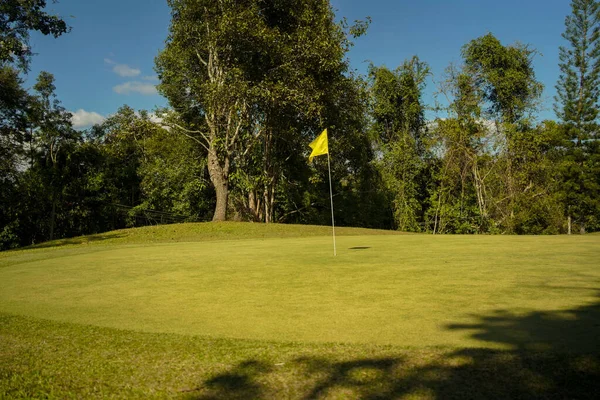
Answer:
(14, 221, 405, 250)
(1, 223, 599, 398)
(0, 227, 598, 348)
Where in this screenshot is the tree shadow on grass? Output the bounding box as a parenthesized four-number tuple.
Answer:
(192, 360, 272, 400)
(190, 291, 600, 399)
(446, 299, 600, 354)
(25, 232, 125, 249)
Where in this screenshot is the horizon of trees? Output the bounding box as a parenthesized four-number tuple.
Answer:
(1, 0, 599, 250)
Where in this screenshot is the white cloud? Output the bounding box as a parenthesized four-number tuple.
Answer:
(141, 75, 158, 81)
(104, 58, 141, 77)
(71, 109, 106, 129)
(113, 81, 158, 96)
(112, 64, 141, 77)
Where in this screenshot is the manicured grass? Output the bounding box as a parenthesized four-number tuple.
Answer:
(1, 223, 599, 398)
(1, 231, 598, 348)
(1, 313, 599, 399)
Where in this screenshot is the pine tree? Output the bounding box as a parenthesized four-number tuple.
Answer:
(554, 0, 600, 233)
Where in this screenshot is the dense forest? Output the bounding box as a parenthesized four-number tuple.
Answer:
(1, 0, 600, 250)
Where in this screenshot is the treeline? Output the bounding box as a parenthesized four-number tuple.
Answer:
(1, 0, 599, 250)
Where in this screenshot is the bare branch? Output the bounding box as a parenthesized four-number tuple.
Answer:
(241, 127, 264, 158)
(161, 121, 210, 152)
(196, 50, 208, 66)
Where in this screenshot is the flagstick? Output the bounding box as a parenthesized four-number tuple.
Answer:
(327, 151, 337, 256)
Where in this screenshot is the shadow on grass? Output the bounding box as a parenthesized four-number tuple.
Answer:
(26, 232, 125, 250)
(194, 361, 272, 400)
(192, 292, 600, 399)
(349, 246, 371, 250)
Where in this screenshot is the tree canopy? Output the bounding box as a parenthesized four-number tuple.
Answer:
(0, 0, 69, 70)
(1, 0, 600, 250)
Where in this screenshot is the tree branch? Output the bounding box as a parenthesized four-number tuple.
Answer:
(196, 50, 207, 66)
(161, 122, 210, 151)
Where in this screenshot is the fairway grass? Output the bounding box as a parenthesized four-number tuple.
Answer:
(1, 223, 599, 398)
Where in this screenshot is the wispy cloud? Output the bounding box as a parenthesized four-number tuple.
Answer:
(113, 81, 157, 96)
(104, 58, 141, 77)
(141, 75, 158, 82)
(113, 64, 141, 77)
(71, 109, 105, 129)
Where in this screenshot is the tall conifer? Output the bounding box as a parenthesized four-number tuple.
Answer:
(554, 0, 600, 233)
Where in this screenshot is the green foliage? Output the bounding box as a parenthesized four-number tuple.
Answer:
(0, 0, 69, 70)
(90, 106, 213, 227)
(379, 139, 423, 231)
(4, 2, 600, 250)
(463, 33, 543, 125)
(428, 115, 490, 234)
(369, 57, 431, 232)
(554, 0, 600, 233)
(137, 127, 212, 220)
(0, 66, 30, 249)
(30, 71, 78, 165)
(555, 0, 600, 134)
(0, 2, 70, 247)
(369, 57, 430, 145)
(2, 71, 81, 246)
(458, 34, 550, 234)
(156, 0, 373, 223)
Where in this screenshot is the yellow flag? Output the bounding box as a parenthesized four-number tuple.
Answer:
(308, 129, 328, 162)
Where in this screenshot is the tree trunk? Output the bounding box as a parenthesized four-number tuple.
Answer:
(248, 191, 257, 221)
(506, 150, 515, 233)
(263, 182, 275, 224)
(264, 190, 271, 224)
(49, 194, 56, 241)
(248, 190, 263, 222)
(568, 215, 572, 235)
(208, 148, 229, 222)
(213, 180, 228, 222)
(262, 128, 275, 224)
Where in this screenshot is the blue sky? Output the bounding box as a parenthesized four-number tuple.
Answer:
(26, 0, 571, 128)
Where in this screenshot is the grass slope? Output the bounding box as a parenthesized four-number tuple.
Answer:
(1, 223, 599, 398)
(18, 221, 404, 250)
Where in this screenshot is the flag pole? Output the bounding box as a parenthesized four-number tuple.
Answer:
(327, 151, 336, 256)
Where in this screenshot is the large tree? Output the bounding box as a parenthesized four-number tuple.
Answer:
(554, 0, 600, 233)
(0, 66, 29, 179)
(0, 1, 70, 248)
(0, 66, 30, 248)
(463, 33, 543, 126)
(431, 66, 490, 234)
(462, 33, 544, 233)
(88, 106, 213, 227)
(369, 57, 431, 232)
(156, 0, 365, 221)
(29, 71, 78, 240)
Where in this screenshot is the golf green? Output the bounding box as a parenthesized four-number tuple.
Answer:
(1, 234, 598, 349)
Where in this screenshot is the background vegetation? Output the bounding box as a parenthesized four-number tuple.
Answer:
(2, 0, 600, 250)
